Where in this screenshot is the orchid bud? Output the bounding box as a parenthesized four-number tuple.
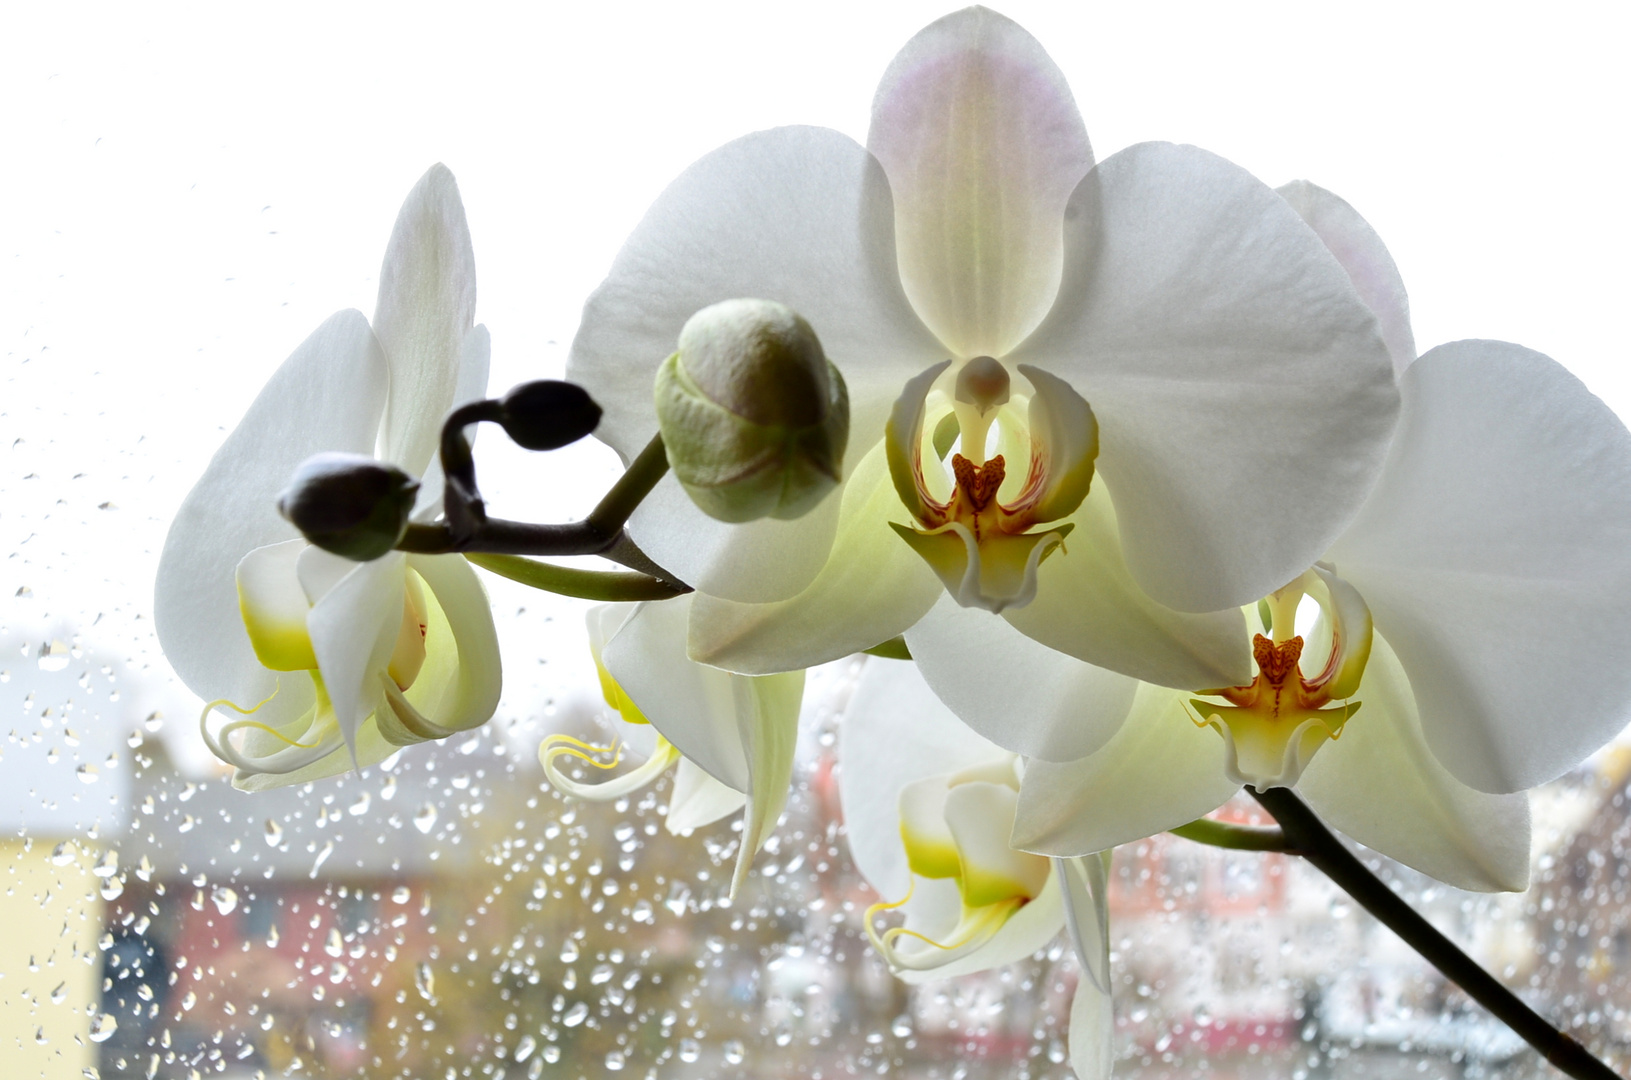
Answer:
(497, 380, 603, 451)
(277, 452, 419, 561)
(655, 298, 849, 523)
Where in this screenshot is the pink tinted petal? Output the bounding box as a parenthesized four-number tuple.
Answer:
(869, 7, 1092, 357)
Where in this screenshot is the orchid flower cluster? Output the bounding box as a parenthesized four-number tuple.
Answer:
(155, 8, 1631, 1077)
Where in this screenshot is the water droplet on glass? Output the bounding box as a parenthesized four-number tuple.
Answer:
(348, 791, 370, 816)
(180, 990, 196, 1011)
(892, 1014, 913, 1038)
(144, 711, 163, 733)
(590, 963, 613, 986)
(38, 640, 70, 672)
(665, 880, 690, 917)
(559, 939, 578, 963)
(604, 1051, 625, 1071)
(88, 1013, 118, 1042)
(100, 875, 124, 901)
(391, 885, 410, 904)
(542, 1045, 561, 1064)
(49, 981, 67, 1004)
(33, 1027, 46, 1045)
(561, 1002, 588, 1027)
(678, 1038, 700, 1063)
(328, 962, 348, 984)
(92, 850, 117, 877)
(513, 1035, 536, 1063)
(414, 963, 435, 1001)
(380, 775, 397, 801)
(76, 764, 98, 784)
(177, 814, 196, 833)
(211, 887, 238, 915)
(50, 842, 73, 867)
(263, 819, 282, 847)
(325, 928, 343, 957)
(723, 1040, 745, 1064)
(413, 803, 437, 834)
(126, 730, 143, 749)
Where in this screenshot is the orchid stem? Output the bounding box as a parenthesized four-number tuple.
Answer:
(465, 553, 687, 602)
(1249, 786, 1619, 1080)
(585, 434, 669, 537)
(1169, 817, 1292, 852)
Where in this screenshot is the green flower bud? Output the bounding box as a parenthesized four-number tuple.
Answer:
(497, 380, 603, 451)
(277, 452, 419, 561)
(655, 299, 849, 523)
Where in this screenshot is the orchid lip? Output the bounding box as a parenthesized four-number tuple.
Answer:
(885, 358, 1098, 613)
(1191, 565, 1374, 788)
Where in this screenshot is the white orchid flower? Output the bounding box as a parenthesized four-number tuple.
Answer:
(974, 184, 1631, 894)
(541, 598, 804, 898)
(568, 7, 1398, 694)
(843, 658, 1112, 1077)
(154, 165, 501, 790)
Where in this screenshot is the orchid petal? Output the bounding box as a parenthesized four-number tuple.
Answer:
(374, 164, 478, 477)
(1298, 633, 1531, 892)
(906, 595, 1138, 762)
(1014, 684, 1238, 856)
(1001, 481, 1251, 689)
(868, 7, 1092, 357)
(401, 553, 501, 735)
(236, 540, 318, 672)
(840, 658, 1010, 897)
(1327, 340, 1631, 793)
(730, 669, 806, 897)
(668, 758, 749, 835)
(886, 361, 953, 523)
(414, 324, 493, 520)
(1013, 365, 1097, 524)
(305, 552, 408, 758)
(602, 595, 749, 792)
(687, 441, 941, 674)
(1279, 180, 1415, 374)
(1059, 853, 1113, 1080)
(155, 310, 387, 710)
(568, 126, 947, 601)
(943, 781, 1051, 906)
(1068, 957, 1114, 1080)
(1011, 141, 1398, 613)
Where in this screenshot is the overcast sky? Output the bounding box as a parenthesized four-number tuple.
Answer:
(3, 2, 1627, 769)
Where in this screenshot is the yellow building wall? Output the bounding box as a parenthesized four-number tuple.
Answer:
(0, 837, 103, 1079)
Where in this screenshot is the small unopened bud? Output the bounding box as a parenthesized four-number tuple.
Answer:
(655, 299, 849, 523)
(277, 453, 419, 561)
(496, 380, 603, 451)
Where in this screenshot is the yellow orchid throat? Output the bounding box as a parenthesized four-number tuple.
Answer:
(1190, 565, 1373, 789)
(865, 755, 1050, 973)
(886, 357, 1098, 613)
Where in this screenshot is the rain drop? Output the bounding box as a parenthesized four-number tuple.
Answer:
(88, 1014, 118, 1042)
(325, 928, 343, 957)
(49, 842, 73, 867)
(391, 885, 410, 904)
(348, 792, 370, 816)
(561, 1002, 588, 1027)
(91, 850, 117, 877)
(413, 803, 437, 834)
(38, 640, 70, 672)
(75, 764, 98, 784)
(211, 887, 238, 915)
(49, 981, 67, 1004)
(678, 1039, 700, 1063)
(414, 963, 435, 1002)
(513, 1035, 536, 1062)
(723, 1040, 745, 1065)
(263, 819, 282, 847)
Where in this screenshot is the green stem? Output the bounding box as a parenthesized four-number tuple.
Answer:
(1169, 817, 1292, 852)
(863, 636, 912, 660)
(465, 553, 689, 602)
(1250, 786, 1620, 1080)
(586, 434, 669, 537)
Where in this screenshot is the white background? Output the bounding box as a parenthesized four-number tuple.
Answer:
(3, 2, 1627, 759)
